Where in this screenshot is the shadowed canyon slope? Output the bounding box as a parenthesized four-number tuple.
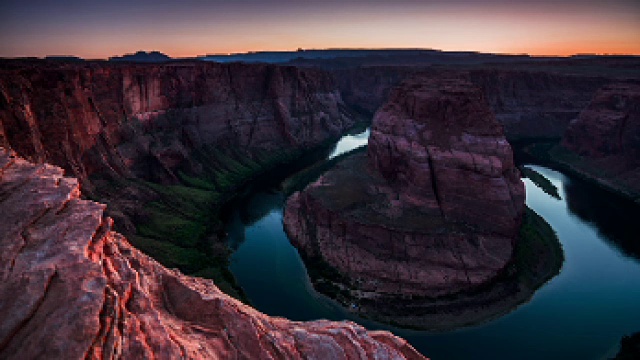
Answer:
(0, 148, 425, 360)
(559, 83, 640, 201)
(333, 66, 618, 140)
(284, 78, 540, 329)
(0, 61, 358, 280)
(0, 61, 354, 185)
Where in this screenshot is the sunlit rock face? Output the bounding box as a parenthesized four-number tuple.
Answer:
(0, 148, 425, 360)
(284, 78, 525, 304)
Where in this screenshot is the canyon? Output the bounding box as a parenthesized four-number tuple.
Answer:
(0, 54, 639, 358)
(0, 60, 358, 291)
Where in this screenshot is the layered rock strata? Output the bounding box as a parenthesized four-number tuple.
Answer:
(0, 148, 424, 360)
(0, 61, 353, 185)
(284, 78, 527, 325)
(333, 66, 611, 140)
(0, 60, 357, 253)
(559, 83, 640, 201)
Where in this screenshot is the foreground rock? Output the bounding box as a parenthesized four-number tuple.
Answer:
(284, 78, 541, 328)
(0, 148, 424, 359)
(559, 83, 640, 202)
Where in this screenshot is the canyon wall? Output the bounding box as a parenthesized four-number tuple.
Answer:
(559, 83, 640, 201)
(0, 61, 354, 185)
(0, 147, 424, 360)
(467, 69, 608, 140)
(333, 67, 610, 140)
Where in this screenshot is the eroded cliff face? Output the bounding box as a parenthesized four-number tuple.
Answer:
(284, 78, 525, 308)
(368, 77, 525, 237)
(559, 83, 640, 201)
(334, 67, 609, 140)
(562, 83, 640, 163)
(0, 61, 354, 185)
(0, 148, 424, 360)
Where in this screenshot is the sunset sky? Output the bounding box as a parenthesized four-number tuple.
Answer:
(1, 0, 638, 58)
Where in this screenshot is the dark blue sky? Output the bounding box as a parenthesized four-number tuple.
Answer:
(1, 0, 638, 58)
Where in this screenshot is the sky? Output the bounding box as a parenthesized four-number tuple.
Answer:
(0, 0, 638, 58)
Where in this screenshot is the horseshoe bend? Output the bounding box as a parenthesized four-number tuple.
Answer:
(0, 51, 638, 359)
(283, 78, 562, 329)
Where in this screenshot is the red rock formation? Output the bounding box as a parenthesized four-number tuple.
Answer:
(368, 78, 525, 237)
(467, 69, 608, 140)
(0, 61, 354, 185)
(562, 83, 640, 162)
(333, 66, 609, 140)
(0, 147, 425, 359)
(560, 83, 640, 200)
(284, 78, 525, 304)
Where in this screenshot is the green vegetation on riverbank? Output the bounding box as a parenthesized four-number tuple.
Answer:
(128, 146, 316, 300)
(513, 207, 564, 288)
(88, 144, 330, 301)
(282, 145, 368, 195)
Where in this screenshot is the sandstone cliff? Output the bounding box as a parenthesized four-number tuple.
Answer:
(0, 60, 358, 281)
(0, 148, 424, 360)
(333, 67, 610, 140)
(284, 78, 525, 309)
(559, 83, 640, 201)
(0, 61, 353, 185)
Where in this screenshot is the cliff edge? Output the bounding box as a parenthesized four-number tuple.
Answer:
(0, 148, 424, 359)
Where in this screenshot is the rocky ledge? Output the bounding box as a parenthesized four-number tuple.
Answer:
(283, 78, 559, 329)
(0, 148, 424, 359)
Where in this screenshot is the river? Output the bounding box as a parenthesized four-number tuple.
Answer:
(224, 129, 640, 359)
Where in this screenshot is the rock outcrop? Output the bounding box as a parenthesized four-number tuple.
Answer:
(284, 78, 527, 327)
(562, 83, 640, 162)
(368, 77, 525, 237)
(559, 83, 640, 201)
(0, 148, 424, 359)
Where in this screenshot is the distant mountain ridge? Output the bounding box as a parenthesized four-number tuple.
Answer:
(201, 49, 640, 68)
(109, 50, 172, 63)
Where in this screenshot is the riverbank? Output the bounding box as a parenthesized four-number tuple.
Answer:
(293, 203, 564, 330)
(88, 125, 365, 300)
(516, 140, 640, 205)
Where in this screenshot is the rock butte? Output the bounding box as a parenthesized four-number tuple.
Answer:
(284, 78, 525, 302)
(0, 148, 425, 359)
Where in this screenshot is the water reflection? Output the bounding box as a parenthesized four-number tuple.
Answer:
(563, 177, 640, 260)
(328, 128, 370, 159)
(224, 159, 640, 359)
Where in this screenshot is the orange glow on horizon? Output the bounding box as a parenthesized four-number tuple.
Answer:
(0, 1, 638, 58)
